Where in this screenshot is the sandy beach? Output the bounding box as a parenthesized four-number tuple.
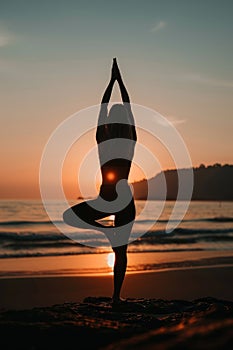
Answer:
(0, 266, 232, 349)
(1, 200, 233, 348)
(0, 266, 233, 311)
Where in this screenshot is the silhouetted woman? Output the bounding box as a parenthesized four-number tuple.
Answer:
(63, 58, 137, 304)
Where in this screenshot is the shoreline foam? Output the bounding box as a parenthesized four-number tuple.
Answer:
(0, 250, 233, 278)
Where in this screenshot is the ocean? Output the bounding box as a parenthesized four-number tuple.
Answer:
(0, 200, 233, 277)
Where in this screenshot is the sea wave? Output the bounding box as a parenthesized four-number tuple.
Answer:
(0, 220, 62, 226)
(1, 247, 233, 260)
(173, 227, 233, 235)
(0, 216, 233, 226)
(0, 226, 232, 242)
(0, 248, 206, 259)
(0, 231, 68, 241)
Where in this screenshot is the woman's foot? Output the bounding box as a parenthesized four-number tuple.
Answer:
(111, 297, 127, 305)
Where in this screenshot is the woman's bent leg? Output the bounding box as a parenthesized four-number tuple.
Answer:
(63, 199, 108, 230)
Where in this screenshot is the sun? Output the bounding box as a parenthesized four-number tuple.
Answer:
(107, 252, 115, 268)
(106, 172, 115, 181)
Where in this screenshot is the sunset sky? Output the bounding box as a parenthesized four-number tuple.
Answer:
(1, 0, 233, 199)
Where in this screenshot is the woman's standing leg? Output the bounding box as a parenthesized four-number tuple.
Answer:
(112, 244, 128, 303)
(112, 199, 135, 303)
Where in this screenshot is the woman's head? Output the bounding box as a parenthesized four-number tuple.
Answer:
(108, 104, 128, 121)
(108, 104, 133, 139)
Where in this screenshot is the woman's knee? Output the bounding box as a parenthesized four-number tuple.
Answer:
(63, 208, 75, 226)
(63, 203, 86, 225)
(63, 208, 70, 225)
(63, 202, 100, 228)
(113, 244, 128, 255)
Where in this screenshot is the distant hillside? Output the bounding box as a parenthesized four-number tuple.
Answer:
(131, 164, 233, 201)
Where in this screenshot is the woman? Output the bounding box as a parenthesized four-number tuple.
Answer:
(63, 58, 137, 304)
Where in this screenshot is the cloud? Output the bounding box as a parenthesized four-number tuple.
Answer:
(185, 73, 233, 88)
(166, 116, 186, 126)
(150, 21, 166, 33)
(157, 115, 186, 127)
(0, 33, 11, 47)
(0, 22, 14, 47)
(169, 118, 186, 125)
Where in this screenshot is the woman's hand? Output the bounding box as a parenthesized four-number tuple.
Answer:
(111, 58, 122, 81)
(111, 58, 117, 81)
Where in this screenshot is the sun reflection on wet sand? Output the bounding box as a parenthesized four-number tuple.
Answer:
(106, 252, 115, 269)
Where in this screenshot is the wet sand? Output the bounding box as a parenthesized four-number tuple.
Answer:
(0, 266, 232, 311)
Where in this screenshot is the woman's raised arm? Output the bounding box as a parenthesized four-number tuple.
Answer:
(117, 75, 130, 103)
(101, 78, 115, 104)
(96, 60, 116, 143)
(101, 59, 118, 104)
(115, 59, 137, 141)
